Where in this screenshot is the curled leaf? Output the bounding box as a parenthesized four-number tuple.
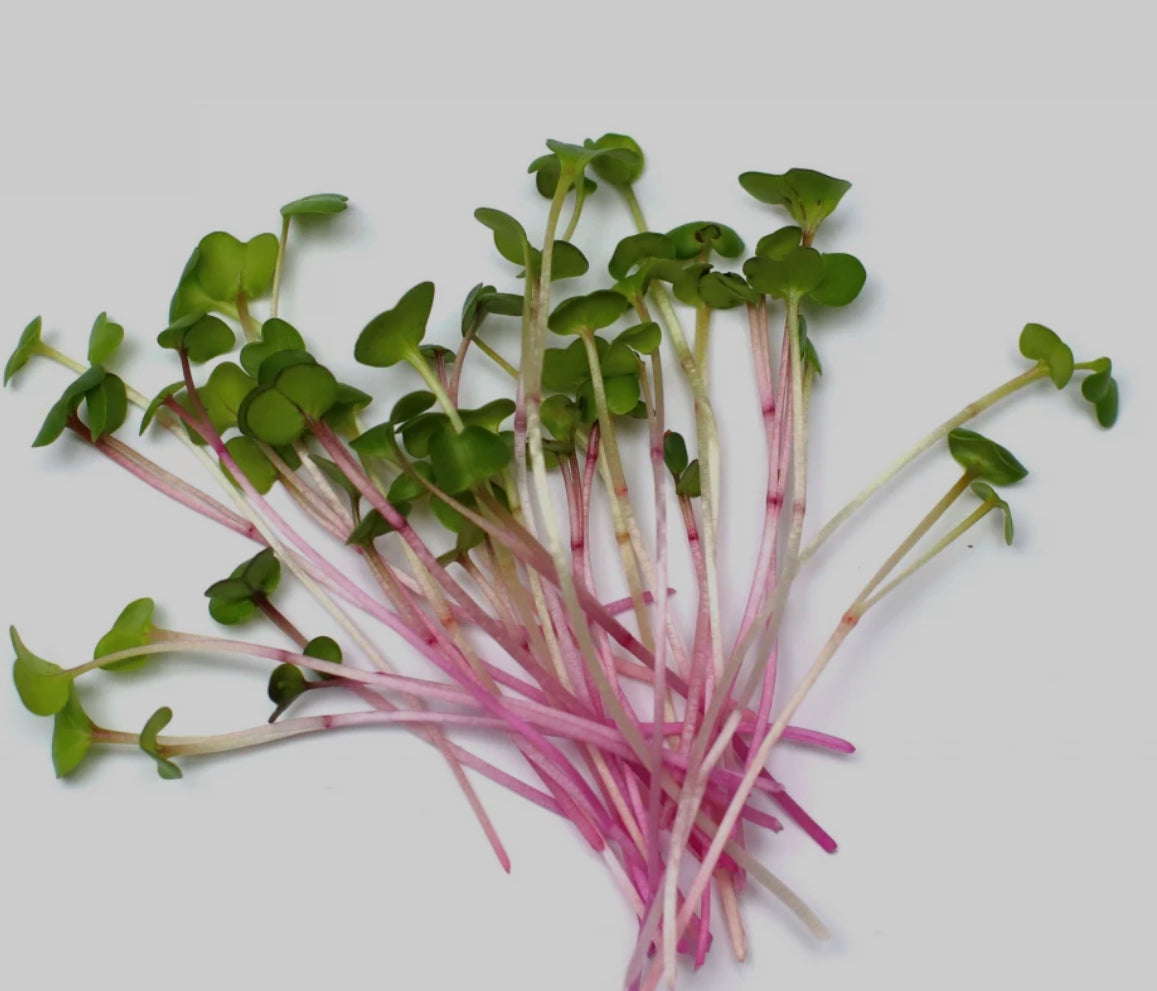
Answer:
(970, 481, 1014, 545)
(947, 428, 1028, 486)
(666, 221, 745, 261)
(139, 707, 182, 780)
(1019, 323, 1074, 388)
(4, 316, 43, 386)
(280, 193, 349, 217)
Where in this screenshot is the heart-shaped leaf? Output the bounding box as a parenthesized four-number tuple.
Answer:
(1018, 323, 1074, 388)
(85, 372, 128, 441)
(4, 316, 43, 385)
(140, 707, 182, 780)
(608, 233, 677, 280)
(475, 208, 529, 267)
(355, 282, 434, 367)
(238, 386, 307, 446)
(237, 548, 280, 595)
(543, 341, 592, 393)
(87, 312, 125, 366)
(675, 459, 701, 498)
(525, 241, 590, 281)
(169, 246, 222, 322)
(194, 232, 280, 303)
(240, 318, 306, 377)
(739, 168, 852, 237)
(157, 313, 236, 363)
(257, 349, 316, 386)
(666, 221, 745, 261)
(461, 398, 516, 433)
(94, 598, 156, 672)
(947, 428, 1028, 485)
(970, 481, 1014, 545)
(809, 253, 867, 307)
(461, 283, 524, 335)
(197, 361, 256, 434)
(430, 425, 513, 493)
(616, 322, 662, 355)
(349, 422, 398, 461)
(401, 411, 452, 458)
(223, 436, 278, 493)
(755, 226, 803, 260)
(586, 133, 645, 188)
(280, 193, 349, 218)
(273, 361, 338, 419)
(204, 577, 258, 624)
(52, 686, 95, 778)
(11, 627, 72, 716)
(743, 247, 825, 300)
(549, 290, 631, 336)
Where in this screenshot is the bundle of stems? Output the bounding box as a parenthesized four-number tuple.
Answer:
(6, 137, 1118, 989)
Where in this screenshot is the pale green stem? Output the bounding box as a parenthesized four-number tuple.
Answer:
(407, 351, 465, 432)
(271, 215, 291, 318)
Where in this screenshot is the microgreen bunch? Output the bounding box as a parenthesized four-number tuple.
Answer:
(6, 138, 1118, 989)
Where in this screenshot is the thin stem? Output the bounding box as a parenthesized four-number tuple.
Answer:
(271, 215, 291, 317)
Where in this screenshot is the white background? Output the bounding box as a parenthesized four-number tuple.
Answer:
(2, 5, 1155, 990)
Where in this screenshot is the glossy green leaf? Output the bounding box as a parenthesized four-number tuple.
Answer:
(4, 316, 43, 385)
(205, 577, 257, 625)
(461, 398, 516, 433)
(971, 481, 1014, 545)
(608, 233, 677, 280)
(255, 348, 315, 387)
(698, 272, 758, 309)
(1093, 378, 1118, 427)
(87, 312, 124, 366)
(322, 382, 373, 436)
(304, 636, 342, 666)
(238, 386, 307, 446)
(85, 373, 128, 441)
(528, 153, 597, 198)
(140, 381, 185, 434)
(11, 627, 72, 716)
(194, 231, 280, 302)
(94, 598, 156, 672)
(32, 365, 106, 447)
(542, 341, 591, 392)
(240, 318, 306, 377)
(549, 290, 630, 337)
(169, 246, 220, 322)
(525, 241, 589, 281)
(401, 411, 452, 458)
(280, 193, 349, 217)
(52, 686, 95, 778)
(743, 247, 825, 300)
(675, 459, 701, 498)
(387, 390, 435, 425)
(140, 707, 182, 780)
(431, 492, 483, 541)
(355, 282, 434, 367)
(461, 283, 523, 335)
(586, 133, 645, 188)
(809, 253, 867, 307)
(273, 361, 338, 419)
(387, 461, 434, 503)
(541, 394, 580, 441)
(346, 506, 409, 547)
(668, 262, 713, 306)
(237, 548, 280, 595)
(738, 168, 852, 236)
(157, 313, 236, 363)
(268, 664, 308, 707)
(349, 422, 398, 461)
(1081, 366, 1113, 402)
(604, 375, 642, 416)
(616, 322, 662, 355)
(947, 428, 1028, 485)
(475, 208, 529, 267)
(663, 431, 689, 478)
(599, 340, 640, 378)
(224, 436, 278, 494)
(1018, 323, 1074, 388)
(666, 221, 745, 260)
(430, 425, 512, 493)
(200, 361, 256, 433)
(755, 226, 803, 260)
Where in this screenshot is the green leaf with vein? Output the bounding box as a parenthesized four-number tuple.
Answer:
(88, 312, 125, 366)
(947, 429, 1028, 485)
(94, 598, 156, 672)
(355, 282, 434, 367)
(739, 168, 852, 237)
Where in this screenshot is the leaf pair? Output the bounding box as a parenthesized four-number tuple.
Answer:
(267, 635, 344, 714)
(170, 232, 279, 322)
(662, 431, 701, 498)
(473, 208, 590, 280)
(33, 364, 128, 446)
(739, 168, 852, 239)
(1079, 358, 1118, 428)
(238, 350, 338, 446)
(744, 245, 866, 306)
(461, 284, 523, 336)
(204, 549, 281, 625)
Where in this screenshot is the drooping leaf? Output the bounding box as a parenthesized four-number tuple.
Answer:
(739, 168, 852, 236)
(87, 312, 125, 365)
(84, 373, 128, 441)
(461, 283, 523, 335)
(280, 193, 349, 217)
(1018, 323, 1074, 388)
(947, 428, 1028, 485)
(52, 686, 95, 778)
(808, 253, 867, 307)
(666, 221, 745, 261)
(970, 482, 1015, 545)
(139, 381, 186, 434)
(11, 627, 72, 716)
(608, 233, 677, 280)
(697, 271, 758, 309)
(1093, 377, 1118, 427)
(355, 282, 435, 367)
(4, 316, 43, 385)
(528, 152, 597, 198)
(32, 365, 106, 447)
(474, 208, 529, 267)
(94, 598, 156, 672)
(139, 707, 182, 780)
